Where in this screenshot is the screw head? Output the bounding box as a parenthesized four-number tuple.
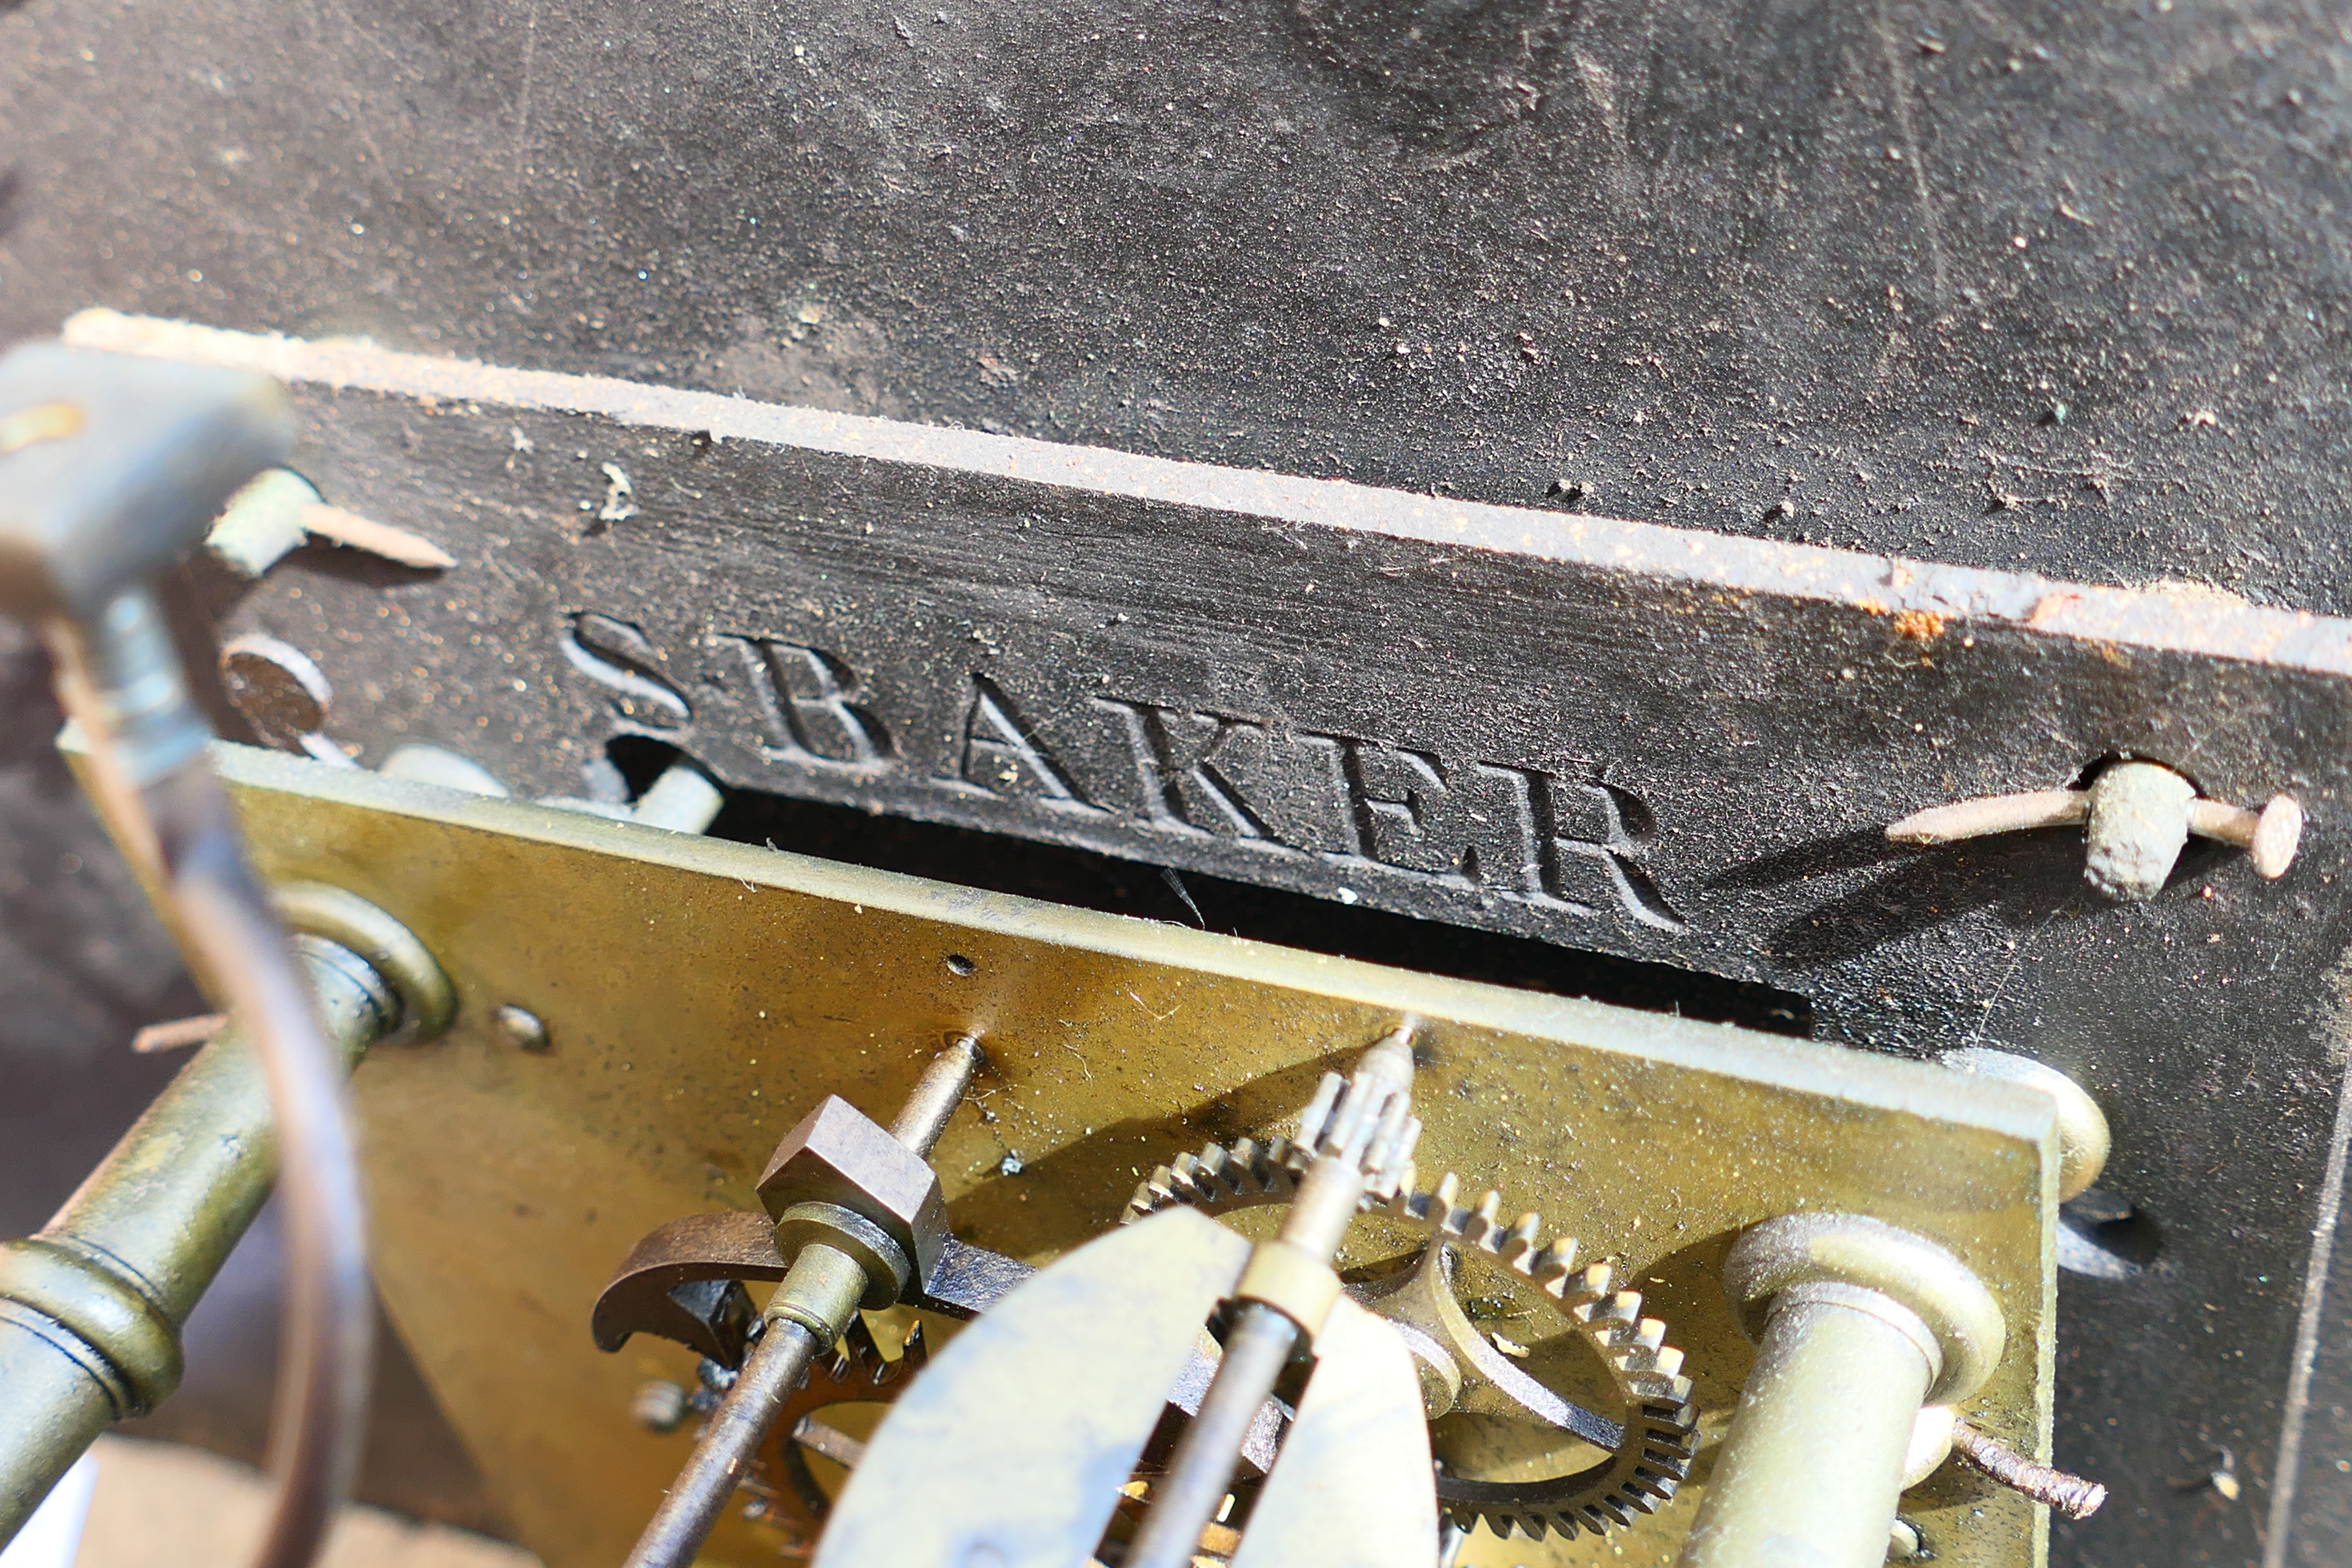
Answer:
(629, 1377, 688, 1435)
(220, 633, 333, 751)
(496, 1004, 550, 1053)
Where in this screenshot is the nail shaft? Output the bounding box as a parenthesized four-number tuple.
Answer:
(1887, 789, 2085, 846)
(1950, 1422, 2106, 1519)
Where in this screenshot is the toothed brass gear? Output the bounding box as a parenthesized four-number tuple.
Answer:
(1125, 1142, 1699, 1544)
(756, 1315, 930, 1546)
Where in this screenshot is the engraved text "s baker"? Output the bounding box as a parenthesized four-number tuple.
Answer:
(561, 613, 1682, 932)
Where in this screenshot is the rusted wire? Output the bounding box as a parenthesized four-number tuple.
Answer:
(1951, 1422, 2107, 1520)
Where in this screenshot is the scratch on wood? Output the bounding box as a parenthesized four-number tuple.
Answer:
(511, 0, 540, 191)
(1965, 899, 2074, 1047)
(1873, 0, 1950, 306)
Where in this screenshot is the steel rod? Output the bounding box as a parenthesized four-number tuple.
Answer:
(1129, 1030, 1415, 1568)
(624, 1037, 977, 1568)
(621, 1318, 825, 1568)
(1125, 1302, 1300, 1568)
(889, 1035, 983, 1158)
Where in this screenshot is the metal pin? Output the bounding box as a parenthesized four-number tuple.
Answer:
(890, 1034, 985, 1158)
(495, 1005, 551, 1053)
(1950, 1422, 2106, 1519)
(1887, 763, 2302, 897)
(1324, 1075, 1380, 1160)
(1296, 1073, 1344, 1148)
(129, 1012, 229, 1054)
(791, 1413, 870, 1470)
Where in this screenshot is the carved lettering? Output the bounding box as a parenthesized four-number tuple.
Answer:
(1347, 743, 1449, 875)
(962, 675, 1094, 808)
(1098, 700, 1271, 838)
(1548, 782, 1684, 930)
(727, 636, 890, 766)
(1097, 701, 1362, 855)
(1344, 744, 1550, 900)
(561, 613, 690, 729)
(554, 609, 1682, 932)
(1279, 731, 1361, 856)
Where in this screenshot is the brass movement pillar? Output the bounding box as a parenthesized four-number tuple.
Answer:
(0, 889, 446, 1546)
(1677, 1214, 2006, 1568)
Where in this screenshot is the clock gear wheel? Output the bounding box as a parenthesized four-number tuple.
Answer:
(1123, 1135, 1699, 1543)
(743, 1313, 930, 1553)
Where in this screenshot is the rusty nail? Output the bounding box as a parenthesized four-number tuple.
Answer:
(1950, 1422, 2107, 1518)
(1887, 762, 2302, 898)
(129, 1012, 230, 1054)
